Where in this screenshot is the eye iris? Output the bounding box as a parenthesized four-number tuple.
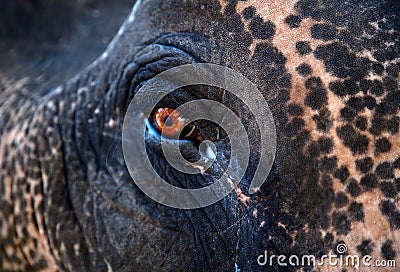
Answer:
(153, 108, 185, 137)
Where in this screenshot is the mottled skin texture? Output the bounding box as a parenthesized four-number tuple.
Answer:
(0, 0, 399, 271)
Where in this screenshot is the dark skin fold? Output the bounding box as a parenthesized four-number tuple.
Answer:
(1, 0, 399, 271)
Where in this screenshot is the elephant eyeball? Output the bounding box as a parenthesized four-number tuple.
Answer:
(151, 108, 186, 137)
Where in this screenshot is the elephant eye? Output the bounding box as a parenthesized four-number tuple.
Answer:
(150, 107, 199, 139)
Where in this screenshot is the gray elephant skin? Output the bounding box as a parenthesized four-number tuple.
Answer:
(0, 0, 399, 271)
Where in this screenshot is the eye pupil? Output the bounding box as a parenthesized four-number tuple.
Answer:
(164, 117, 173, 127)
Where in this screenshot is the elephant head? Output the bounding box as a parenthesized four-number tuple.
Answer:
(1, 0, 399, 271)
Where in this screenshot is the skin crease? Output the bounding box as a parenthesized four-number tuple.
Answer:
(0, 0, 399, 271)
